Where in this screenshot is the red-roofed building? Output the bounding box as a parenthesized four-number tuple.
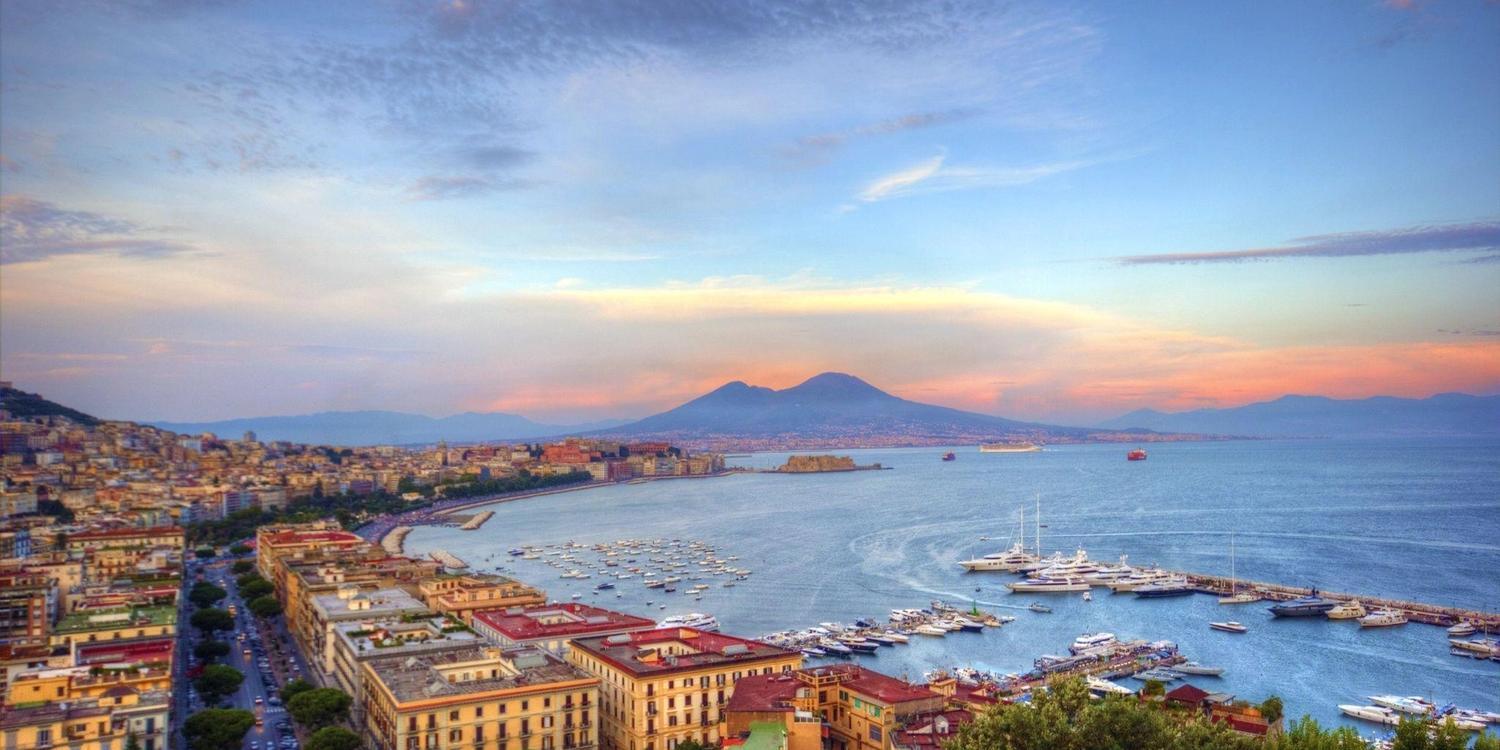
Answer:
(891, 709, 973, 750)
(722, 666, 946, 750)
(472, 604, 656, 655)
(254, 521, 367, 591)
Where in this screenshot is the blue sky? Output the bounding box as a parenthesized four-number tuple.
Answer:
(1, 0, 1497, 424)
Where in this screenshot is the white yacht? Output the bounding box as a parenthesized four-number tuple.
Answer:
(658, 613, 720, 631)
(958, 542, 1038, 572)
(913, 624, 948, 636)
(1447, 622, 1477, 636)
(1008, 575, 1092, 593)
(1105, 569, 1177, 592)
(1370, 695, 1435, 715)
(1086, 676, 1135, 695)
(1026, 549, 1100, 579)
(1083, 557, 1136, 583)
(1326, 600, 1367, 620)
(1358, 609, 1408, 628)
(1070, 632, 1117, 654)
(1340, 705, 1402, 726)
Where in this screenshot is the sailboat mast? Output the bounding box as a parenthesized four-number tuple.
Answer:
(1034, 493, 1041, 559)
(1229, 532, 1236, 593)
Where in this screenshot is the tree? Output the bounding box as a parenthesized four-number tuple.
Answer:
(1258, 695, 1284, 725)
(287, 687, 353, 729)
(231, 560, 255, 575)
(237, 571, 268, 588)
(195, 547, 216, 559)
(281, 678, 315, 702)
(1268, 717, 1368, 750)
(229, 543, 253, 555)
(190, 607, 234, 634)
(304, 727, 362, 750)
(1472, 733, 1500, 750)
(239, 578, 274, 599)
(184, 709, 255, 750)
(193, 664, 245, 704)
(194, 640, 231, 663)
(1140, 678, 1167, 698)
(189, 581, 228, 609)
(249, 595, 283, 618)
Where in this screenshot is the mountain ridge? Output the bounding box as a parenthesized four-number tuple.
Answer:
(151, 410, 631, 446)
(1097, 392, 1500, 438)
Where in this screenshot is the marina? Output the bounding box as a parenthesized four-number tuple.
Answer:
(401, 439, 1500, 733)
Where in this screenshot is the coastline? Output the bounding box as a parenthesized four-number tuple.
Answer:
(373, 469, 749, 554)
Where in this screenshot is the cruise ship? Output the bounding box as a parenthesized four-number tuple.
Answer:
(1268, 591, 1339, 617)
(979, 442, 1041, 453)
(658, 613, 720, 631)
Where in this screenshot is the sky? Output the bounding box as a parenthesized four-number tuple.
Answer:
(1, 0, 1498, 426)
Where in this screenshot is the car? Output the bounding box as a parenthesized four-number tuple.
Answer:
(254, 697, 263, 705)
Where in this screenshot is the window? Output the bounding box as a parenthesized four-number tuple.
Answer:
(476, 707, 485, 718)
(541, 716, 553, 730)
(522, 701, 530, 712)
(869, 727, 882, 743)
(667, 698, 674, 709)
(500, 703, 508, 715)
(450, 730, 462, 743)
(544, 697, 551, 708)
(451, 711, 461, 722)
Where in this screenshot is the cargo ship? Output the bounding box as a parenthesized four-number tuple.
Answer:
(979, 442, 1041, 453)
(1127, 449, 1148, 461)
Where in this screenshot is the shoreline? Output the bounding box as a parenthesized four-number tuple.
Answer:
(374, 469, 749, 554)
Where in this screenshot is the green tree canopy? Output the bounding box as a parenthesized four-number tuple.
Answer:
(1258, 696, 1285, 725)
(249, 595, 283, 618)
(192, 664, 245, 704)
(194, 640, 231, 663)
(184, 709, 255, 750)
(229, 543, 253, 555)
(281, 678, 316, 702)
(190, 607, 234, 634)
(287, 687, 353, 729)
(239, 578, 274, 599)
(231, 560, 255, 575)
(304, 727, 362, 750)
(195, 547, 216, 559)
(236, 571, 267, 588)
(189, 581, 228, 609)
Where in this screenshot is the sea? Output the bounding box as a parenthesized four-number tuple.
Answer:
(401, 438, 1500, 734)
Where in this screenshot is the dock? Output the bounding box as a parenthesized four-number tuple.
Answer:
(458, 511, 493, 530)
(382, 526, 411, 555)
(1177, 571, 1500, 630)
(429, 549, 469, 569)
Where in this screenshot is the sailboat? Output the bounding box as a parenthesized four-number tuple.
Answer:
(1218, 532, 1260, 604)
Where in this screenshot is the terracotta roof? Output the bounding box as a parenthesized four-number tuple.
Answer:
(1165, 684, 1211, 704)
(809, 665, 938, 705)
(570, 628, 796, 677)
(724, 673, 801, 712)
(473, 604, 656, 641)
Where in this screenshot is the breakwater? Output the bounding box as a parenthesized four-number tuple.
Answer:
(459, 511, 493, 530)
(1178, 572, 1500, 630)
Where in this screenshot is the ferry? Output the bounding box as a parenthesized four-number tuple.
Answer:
(979, 442, 1041, 453)
(658, 612, 719, 632)
(1070, 632, 1117, 654)
(1127, 449, 1148, 461)
(1268, 591, 1339, 617)
(1209, 621, 1248, 634)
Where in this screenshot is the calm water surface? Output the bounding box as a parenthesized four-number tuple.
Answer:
(404, 438, 1500, 733)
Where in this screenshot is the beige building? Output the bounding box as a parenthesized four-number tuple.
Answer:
(567, 629, 802, 750)
(361, 645, 600, 750)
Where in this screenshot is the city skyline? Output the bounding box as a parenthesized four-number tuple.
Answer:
(3, 1, 1499, 424)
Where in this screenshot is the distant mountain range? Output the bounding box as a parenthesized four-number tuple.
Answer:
(584, 372, 1164, 448)
(152, 411, 632, 446)
(1097, 393, 1500, 438)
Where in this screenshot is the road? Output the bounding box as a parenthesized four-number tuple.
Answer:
(176, 553, 303, 750)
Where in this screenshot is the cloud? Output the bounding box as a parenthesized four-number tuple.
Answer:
(1117, 221, 1500, 265)
(858, 153, 1092, 202)
(406, 175, 535, 201)
(786, 109, 977, 165)
(0, 195, 199, 265)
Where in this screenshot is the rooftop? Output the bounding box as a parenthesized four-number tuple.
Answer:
(364, 645, 596, 703)
(725, 673, 800, 712)
(473, 604, 656, 641)
(334, 616, 484, 656)
(54, 605, 177, 634)
(570, 628, 796, 677)
(803, 664, 937, 705)
(263, 529, 364, 547)
(311, 587, 427, 618)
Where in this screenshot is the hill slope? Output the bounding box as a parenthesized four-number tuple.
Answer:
(153, 411, 630, 445)
(592, 372, 1124, 446)
(0, 386, 101, 425)
(1097, 393, 1500, 438)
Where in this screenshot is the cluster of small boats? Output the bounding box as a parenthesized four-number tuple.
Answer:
(1339, 695, 1500, 732)
(919, 635, 1200, 697)
(759, 601, 1013, 659)
(501, 538, 752, 608)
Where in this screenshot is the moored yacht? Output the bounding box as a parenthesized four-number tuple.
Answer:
(1008, 575, 1092, 593)
(1358, 608, 1408, 628)
(1134, 578, 1194, 598)
(1171, 662, 1225, 676)
(1340, 705, 1401, 726)
(1105, 569, 1177, 592)
(1447, 622, 1477, 637)
(1026, 548, 1100, 579)
(1369, 695, 1435, 715)
(1325, 600, 1367, 620)
(1070, 632, 1117, 654)
(1268, 590, 1339, 617)
(1209, 621, 1248, 633)
(658, 612, 719, 631)
(958, 542, 1038, 572)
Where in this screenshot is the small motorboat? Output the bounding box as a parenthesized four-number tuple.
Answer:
(1171, 662, 1225, 677)
(1447, 622, 1478, 637)
(1028, 603, 1053, 614)
(1132, 668, 1180, 682)
(1209, 621, 1248, 634)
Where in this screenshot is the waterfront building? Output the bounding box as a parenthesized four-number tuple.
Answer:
(361, 645, 600, 750)
(329, 615, 487, 724)
(418, 573, 548, 623)
(566, 628, 802, 750)
(305, 585, 431, 679)
(472, 604, 657, 656)
(723, 667, 943, 750)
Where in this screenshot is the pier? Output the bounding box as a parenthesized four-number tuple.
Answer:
(382, 526, 410, 555)
(429, 549, 469, 569)
(458, 511, 493, 530)
(1177, 571, 1500, 630)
